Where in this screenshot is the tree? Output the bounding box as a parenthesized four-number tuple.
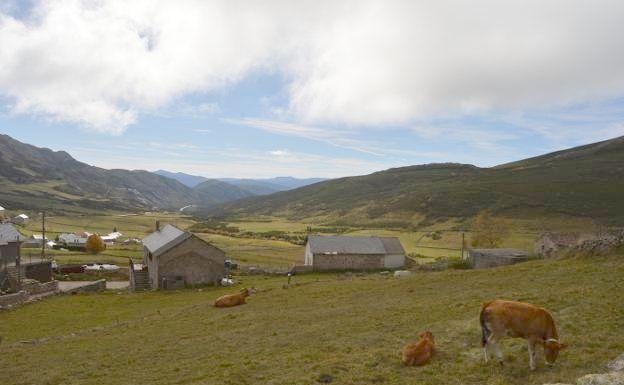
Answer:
(471, 211, 509, 248)
(86, 234, 106, 254)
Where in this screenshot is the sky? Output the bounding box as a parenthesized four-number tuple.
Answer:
(1, 0, 624, 179)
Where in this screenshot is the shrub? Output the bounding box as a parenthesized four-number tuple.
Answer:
(85, 234, 106, 254)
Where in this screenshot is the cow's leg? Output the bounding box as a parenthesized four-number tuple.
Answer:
(490, 339, 504, 365)
(528, 340, 537, 371)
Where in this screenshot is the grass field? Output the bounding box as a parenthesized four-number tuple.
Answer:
(1, 254, 622, 385)
(21, 212, 196, 238)
(198, 233, 304, 268)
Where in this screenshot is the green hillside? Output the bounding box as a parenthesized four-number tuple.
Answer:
(206, 136, 624, 226)
(193, 179, 255, 204)
(1, 255, 622, 385)
(0, 134, 255, 213)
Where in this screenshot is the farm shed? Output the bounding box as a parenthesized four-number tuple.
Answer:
(141, 223, 226, 290)
(0, 223, 25, 264)
(304, 235, 406, 271)
(10, 214, 29, 225)
(468, 248, 528, 269)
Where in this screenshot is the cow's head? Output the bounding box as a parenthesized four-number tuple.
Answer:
(419, 331, 434, 343)
(240, 287, 257, 297)
(543, 338, 567, 364)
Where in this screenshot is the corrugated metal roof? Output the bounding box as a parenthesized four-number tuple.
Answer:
(470, 248, 528, 258)
(379, 237, 406, 254)
(308, 235, 405, 255)
(142, 224, 191, 257)
(0, 223, 26, 245)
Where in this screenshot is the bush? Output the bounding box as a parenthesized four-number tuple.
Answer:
(85, 234, 106, 254)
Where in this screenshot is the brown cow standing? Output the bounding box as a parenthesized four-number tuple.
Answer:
(214, 287, 254, 308)
(402, 331, 436, 366)
(480, 300, 566, 370)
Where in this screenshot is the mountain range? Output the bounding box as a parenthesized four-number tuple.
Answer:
(0, 134, 325, 213)
(2, 133, 624, 226)
(204, 136, 624, 227)
(154, 170, 326, 195)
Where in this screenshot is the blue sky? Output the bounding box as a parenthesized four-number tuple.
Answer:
(1, 1, 624, 178)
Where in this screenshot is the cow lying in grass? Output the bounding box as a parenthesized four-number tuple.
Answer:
(480, 299, 566, 370)
(402, 331, 436, 366)
(214, 287, 255, 308)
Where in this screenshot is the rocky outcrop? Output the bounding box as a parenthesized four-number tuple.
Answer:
(576, 373, 624, 385)
(544, 353, 624, 385)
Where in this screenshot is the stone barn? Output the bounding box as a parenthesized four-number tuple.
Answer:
(304, 235, 406, 271)
(468, 248, 528, 269)
(141, 223, 226, 289)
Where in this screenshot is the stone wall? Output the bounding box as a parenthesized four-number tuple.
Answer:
(312, 253, 384, 271)
(67, 279, 106, 293)
(536, 230, 624, 257)
(24, 280, 58, 295)
(0, 291, 27, 309)
(24, 261, 53, 282)
(156, 236, 226, 289)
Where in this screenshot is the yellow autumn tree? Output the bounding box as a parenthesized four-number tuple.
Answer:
(471, 211, 509, 248)
(85, 234, 106, 254)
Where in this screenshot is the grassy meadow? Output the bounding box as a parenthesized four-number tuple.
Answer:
(0, 254, 623, 385)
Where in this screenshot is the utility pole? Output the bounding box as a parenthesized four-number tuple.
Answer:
(41, 211, 46, 260)
(461, 232, 465, 259)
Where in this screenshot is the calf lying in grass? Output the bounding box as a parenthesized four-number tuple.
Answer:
(402, 331, 436, 366)
(214, 288, 255, 308)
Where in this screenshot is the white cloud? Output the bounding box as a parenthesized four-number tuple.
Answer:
(1, 1, 624, 133)
(224, 117, 385, 155)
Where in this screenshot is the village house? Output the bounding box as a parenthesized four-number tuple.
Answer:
(139, 223, 226, 290)
(101, 231, 123, 245)
(10, 214, 29, 225)
(58, 233, 88, 250)
(22, 234, 48, 248)
(0, 223, 26, 263)
(304, 235, 406, 271)
(0, 223, 26, 291)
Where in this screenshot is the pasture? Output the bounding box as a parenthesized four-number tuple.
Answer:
(1, 254, 622, 385)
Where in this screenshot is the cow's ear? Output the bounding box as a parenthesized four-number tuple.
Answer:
(559, 343, 568, 350)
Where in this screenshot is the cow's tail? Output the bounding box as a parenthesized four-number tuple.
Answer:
(480, 302, 492, 347)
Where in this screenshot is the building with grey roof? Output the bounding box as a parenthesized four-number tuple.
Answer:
(468, 248, 528, 269)
(1, 224, 26, 285)
(141, 223, 226, 290)
(304, 235, 406, 271)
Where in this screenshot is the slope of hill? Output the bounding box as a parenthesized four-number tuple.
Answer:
(192, 179, 255, 205)
(154, 170, 327, 195)
(1, 255, 622, 385)
(153, 170, 208, 188)
(0, 134, 257, 213)
(206, 136, 624, 226)
(0, 134, 199, 212)
(220, 177, 328, 195)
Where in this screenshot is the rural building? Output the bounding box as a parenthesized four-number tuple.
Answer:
(141, 223, 226, 290)
(1, 223, 25, 263)
(0, 223, 26, 291)
(101, 231, 123, 245)
(58, 233, 88, 249)
(304, 235, 406, 271)
(23, 234, 47, 248)
(468, 248, 528, 269)
(10, 214, 29, 225)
